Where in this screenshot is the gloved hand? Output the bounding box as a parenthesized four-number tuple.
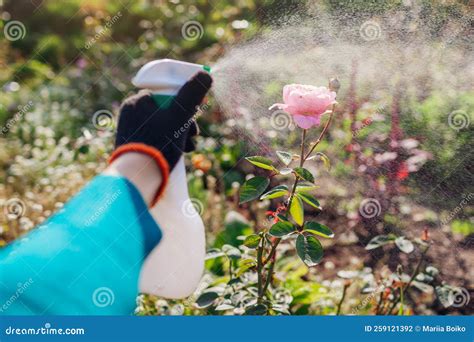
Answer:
(114, 71, 212, 171)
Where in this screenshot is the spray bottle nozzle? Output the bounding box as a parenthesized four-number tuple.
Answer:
(133, 59, 211, 95)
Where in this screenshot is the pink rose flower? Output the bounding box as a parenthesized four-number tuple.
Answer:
(269, 84, 337, 129)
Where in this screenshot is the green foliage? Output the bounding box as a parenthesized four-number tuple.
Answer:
(294, 167, 315, 183)
(245, 156, 276, 171)
(451, 220, 474, 236)
(296, 192, 321, 210)
(239, 176, 270, 204)
(276, 151, 293, 166)
(289, 196, 304, 226)
(394, 236, 414, 254)
(403, 92, 474, 210)
(243, 234, 261, 248)
(365, 234, 396, 250)
(196, 291, 219, 309)
(260, 185, 289, 200)
(304, 222, 334, 238)
(296, 234, 323, 267)
(269, 221, 297, 237)
(233, 103, 336, 311)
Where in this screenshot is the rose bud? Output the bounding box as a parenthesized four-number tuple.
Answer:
(329, 77, 341, 92)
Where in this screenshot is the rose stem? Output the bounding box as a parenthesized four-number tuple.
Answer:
(303, 104, 336, 162)
(261, 128, 308, 299)
(300, 129, 306, 167)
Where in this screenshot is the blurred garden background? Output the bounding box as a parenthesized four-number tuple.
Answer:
(0, 0, 473, 315)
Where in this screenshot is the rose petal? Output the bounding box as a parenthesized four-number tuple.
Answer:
(293, 115, 321, 129)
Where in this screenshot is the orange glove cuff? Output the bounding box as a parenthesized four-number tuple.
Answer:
(108, 143, 170, 207)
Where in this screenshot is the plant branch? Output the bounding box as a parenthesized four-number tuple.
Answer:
(260, 126, 308, 301)
(336, 282, 350, 315)
(303, 104, 336, 162)
(375, 289, 384, 315)
(385, 244, 430, 315)
(287, 129, 307, 210)
(300, 129, 306, 167)
(228, 257, 233, 281)
(256, 236, 265, 304)
(262, 237, 281, 267)
(262, 242, 279, 297)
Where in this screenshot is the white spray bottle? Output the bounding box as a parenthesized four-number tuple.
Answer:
(133, 59, 210, 299)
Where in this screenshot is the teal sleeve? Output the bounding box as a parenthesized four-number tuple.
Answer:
(0, 175, 162, 315)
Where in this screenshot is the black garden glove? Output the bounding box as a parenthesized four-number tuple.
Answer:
(114, 71, 212, 171)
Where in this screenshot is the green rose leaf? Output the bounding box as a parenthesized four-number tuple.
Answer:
(279, 167, 293, 175)
(435, 285, 455, 307)
(276, 214, 289, 222)
(236, 259, 257, 277)
(222, 244, 241, 259)
(196, 291, 219, 308)
(260, 185, 289, 200)
(415, 273, 434, 284)
(215, 303, 235, 311)
(296, 181, 318, 193)
(245, 304, 268, 315)
(294, 167, 315, 183)
(243, 234, 261, 248)
(290, 196, 304, 226)
(205, 248, 225, 260)
(296, 234, 324, 267)
(296, 192, 321, 210)
(239, 176, 270, 204)
(425, 266, 439, 277)
(245, 156, 275, 171)
(304, 221, 334, 238)
(269, 221, 297, 237)
(276, 151, 293, 166)
(316, 152, 331, 171)
(365, 234, 396, 250)
(411, 280, 432, 293)
(395, 236, 414, 254)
